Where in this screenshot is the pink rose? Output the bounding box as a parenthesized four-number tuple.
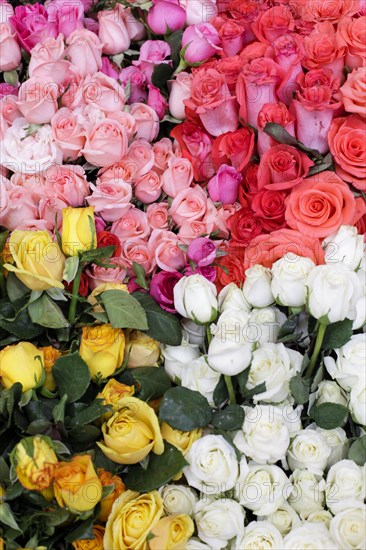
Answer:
(169, 185, 209, 226)
(120, 238, 155, 276)
(17, 76, 58, 124)
(101, 57, 120, 79)
(0, 84, 18, 99)
(82, 116, 128, 167)
(0, 23, 21, 71)
(161, 157, 193, 197)
(258, 144, 314, 191)
(257, 102, 296, 156)
(109, 111, 136, 141)
(219, 19, 245, 57)
(38, 195, 67, 230)
(65, 29, 103, 77)
(10, 4, 57, 53)
(28, 34, 64, 76)
(87, 179, 132, 221)
(130, 102, 160, 142)
(111, 205, 150, 243)
(147, 0, 186, 35)
(42, 164, 89, 206)
(98, 161, 134, 186)
(252, 5, 295, 43)
(124, 139, 155, 181)
(81, 72, 126, 114)
(47, 0, 85, 38)
(149, 229, 186, 272)
(147, 84, 167, 120)
(146, 202, 169, 229)
(123, 7, 145, 41)
(182, 23, 221, 63)
(0, 176, 39, 230)
(179, 0, 218, 25)
(187, 236, 216, 266)
(120, 66, 147, 104)
(51, 107, 86, 161)
(1, 94, 21, 125)
(86, 257, 127, 290)
(98, 4, 130, 55)
(149, 270, 184, 313)
(178, 219, 215, 244)
(134, 40, 171, 82)
(303, 22, 346, 81)
(207, 164, 242, 204)
(153, 138, 175, 173)
(168, 71, 192, 120)
(170, 121, 215, 182)
(134, 170, 162, 204)
(271, 34, 304, 105)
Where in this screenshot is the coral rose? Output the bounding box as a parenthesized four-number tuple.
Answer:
(258, 144, 314, 191)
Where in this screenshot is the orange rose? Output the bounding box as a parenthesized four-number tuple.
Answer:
(303, 22, 346, 73)
(297, 0, 359, 23)
(72, 525, 105, 550)
(338, 16, 366, 70)
(39, 346, 62, 392)
(97, 468, 125, 522)
(340, 67, 366, 116)
(329, 115, 366, 191)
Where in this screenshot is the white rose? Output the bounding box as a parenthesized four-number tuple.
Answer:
(325, 459, 366, 515)
(312, 425, 347, 468)
(181, 319, 205, 346)
(309, 380, 348, 410)
(287, 429, 331, 476)
(324, 334, 366, 391)
(271, 254, 315, 307)
(181, 355, 221, 406)
(162, 340, 200, 382)
(349, 383, 366, 426)
(194, 498, 245, 550)
(260, 503, 302, 536)
(236, 459, 292, 516)
(218, 282, 251, 313)
(330, 505, 366, 550)
(278, 402, 303, 437)
(243, 265, 274, 308)
(288, 469, 325, 518)
(246, 343, 303, 403)
(179, 0, 218, 25)
(0, 118, 62, 174)
(323, 225, 365, 271)
(185, 538, 211, 550)
(247, 307, 286, 344)
(307, 264, 362, 323)
(233, 405, 291, 464)
(159, 484, 198, 516)
(307, 509, 333, 528)
(174, 274, 218, 324)
(353, 266, 366, 329)
(283, 523, 337, 549)
(236, 521, 283, 549)
(184, 435, 239, 494)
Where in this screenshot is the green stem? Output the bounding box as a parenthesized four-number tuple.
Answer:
(174, 58, 188, 75)
(224, 375, 236, 405)
(0, 270, 6, 297)
(68, 264, 82, 325)
(306, 322, 327, 378)
(206, 325, 213, 346)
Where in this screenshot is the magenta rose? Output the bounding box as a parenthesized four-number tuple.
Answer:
(147, 0, 186, 35)
(10, 3, 57, 53)
(181, 23, 221, 63)
(187, 237, 216, 267)
(207, 164, 242, 204)
(149, 270, 184, 313)
(184, 264, 216, 282)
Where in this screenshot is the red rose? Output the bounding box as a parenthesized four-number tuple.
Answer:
(170, 121, 215, 182)
(251, 188, 287, 231)
(212, 127, 255, 172)
(64, 272, 89, 297)
(258, 144, 314, 191)
(97, 231, 122, 257)
(215, 242, 246, 291)
(227, 207, 263, 245)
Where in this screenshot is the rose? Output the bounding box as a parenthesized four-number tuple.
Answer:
(82, 117, 128, 168)
(253, 5, 294, 42)
(330, 506, 366, 550)
(186, 539, 211, 550)
(208, 329, 253, 376)
(46, 0, 85, 38)
(111, 206, 150, 243)
(287, 468, 325, 518)
(242, 264, 274, 307)
(79, 324, 125, 379)
(349, 383, 366, 426)
(159, 485, 198, 516)
(323, 225, 365, 271)
(248, 306, 284, 345)
(234, 405, 292, 465)
(87, 180, 132, 222)
(236, 521, 284, 550)
(310, 381, 348, 410)
(170, 186, 209, 226)
(81, 73, 126, 114)
(147, 0, 186, 35)
(325, 459, 365, 515)
(61, 206, 97, 257)
(118, 239, 154, 276)
(65, 29, 103, 77)
(17, 76, 58, 125)
(97, 469, 125, 522)
(0, 22, 21, 70)
(0, 178, 39, 231)
(51, 108, 85, 161)
(236, 460, 291, 516)
(12, 435, 58, 491)
(187, 237, 216, 268)
(307, 264, 362, 323)
(149, 271, 183, 314)
(162, 340, 200, 382)
(181, 23, 221, 63)
(125, 330, 160, 369)
(260, 504, 301, 536)
(97, 378, 134, 417)
(72, 525, 105, 550)
(53, 455, 102, 514)
(10, 4, 57, 53)
(212, 127, 255, 172)
(215, 244, 246, 290)
(28, 33, 64, 76)
(160, 424, 202, 460)
(174, 274, 218, 324)
(218, 283, 250, 313)
(271, 254, 315, 307)
(338, 16, 366, 70)
(307, 510, 333, 527)
(181, 319, 205, 346)
(4, 230, 65, 291)
(104, 490, 163, 549)
(313, 426, 347, 468)
(340, 66, 366, 116)
(194, 498, 245, 550)
(258, 145, 314, 192)
(168, 72, 192, 120)
(170, 121, 214, 182)
(283, 523, 336, 549)
(98, 4, 130, 55)
(130, 102, 159, 142)
(303, 0, 359, 22)
(324, 334, 366, 391)
(97, 396, 164, 464)
(207, 164, 242, 204)
(149, 515, 194, 550)
(181, 355, 221, 406)
(257, 102, 295, 156)
(41, 165, 89, 208)
(302, 22, 345, 78)
(218, 19, 245, 57)
(86, 260, 126, 291)
(179, 0, 217, 25)
(161, 157, 193, 198)
(329, 115, 366, 191)
(134, 170, 162, 204)
(227, 208, 263, 246)
(287, 429, 331, 476)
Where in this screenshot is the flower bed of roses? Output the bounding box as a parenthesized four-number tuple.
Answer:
(0, 0, 366, 548)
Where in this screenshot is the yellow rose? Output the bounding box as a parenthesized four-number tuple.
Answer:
(0, 538, 4, 550)
(97, 396, 164, 464)
(0, 342, 44, 391)
(13, 435, 58, 491)
(88, 282, 129, 313)
(125, 330, 160, 369)
(104, 490, 163, 550)
(0, 485, 5, 503)
(97, 378, 134, 421)
(149, 514, 194, 550)
(97, 468, 125, 522)
(72, 525, 105, 550)
(39, 346, 62, 392)
(3, 230, 65, 291)
(54, 455, 102, 514)
(160, 423, 202, 456)
(62, 206, 97, 257)
(79, 324, 125, 379)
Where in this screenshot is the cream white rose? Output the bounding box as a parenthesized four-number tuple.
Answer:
(184, 435, 239, 495)
(323, 225, 365, 271)
(243, 265, 274, 308)
(288, 469, 325, 518)
(307, 509, 333, 528)
(287, 429, 331, 476)
(313, 425, 347, 468)
(185, 538, 211, 550)
(271, 254, 315, 307)
(194, 498, 245, 550)
(330, 505, 366, 550)
(349, 383, 366, 426)
(159, 484, 198, 516)
(236, 520, 284, 550)
(324, 334, 366, 392)
(247, 307, 286, 344)
(353, 265, 366, 329)
(174, 274, 218, 324)
(309, 380, 348, 410)
(181, 319, 205, 346)
(325, 459, 366, 514)
(260, 503, 302, 536)
(181, 355, 221, 406)
(218, 282, 251, 313)
(283, 523, 337, 549)
(163, 340, 200, 382)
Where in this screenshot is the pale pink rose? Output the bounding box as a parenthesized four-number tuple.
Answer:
(58, 67, 84, 109)
(28, 34, 65, 76)
(123, 7, 145, 41)
(31, 59, 72, 87)
(98, 161, 135, 185)
(130, 102, 160, 142)
(38, 195, 68, 229)
(17, 76, 58, 124)
(0, 1, 14, 24)
(42, 164, 89, 206)
(178, 219, 215, 244)
(134, 170, 162, 204)
(168, 72, 193, 120)
(152, 138, 175, 173)
(179, 0, 218, 26)
(0, 176, 39, 230)
(47, 0, 85, 38)
(0, 22, 21, 70)
(149, 229, 186, 272)
(111, 205, 151, 243)
(169, 185, 208, 225)
(51, 107, 86, 161)
(81, 116, 128, 167)
(80, 72, 126, 113)
(98, 4, 130, 55)
(0, 94, 21, 124)
(108, 111, 136, 140)
(87, 179, 132, 221)
(146, 202, 169, 230)
(10, 172, 46, 200)
(65, 29, 103, 77)
(124, 139, 155, 181)
(120, 238, 155, 275)
(161, 157, 193, 197)
(16, 218, 54, 232)
(120, 66, 147, 104)
(86, 257, 127, 290)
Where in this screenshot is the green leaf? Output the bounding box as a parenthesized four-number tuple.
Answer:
(309, 402, 348, 429)
(236, 369, 250, 396)
(132, 262, 149, 290)
(63, 256, 79, 283)
(80, 246, 116, 264)
(69, 399, 110, 427)
(0, 457, 10, 482)
(289, 373, 311, 405)
(65, 516, 95, 542)
(167, 29, 183, 66)
(28, 294, 69, 329)
(0, 502, 21, 531)
(133, 293, 182, 346)
(212, 404, 244, 431)
(321, 319, 353, 350)
(68, 425, 101, 445)
(53, 394, 69, 423)
(0, 298, 43, 339)
(348, 436, 366, 466)
(151, 63, 174, 91)
(264, 123, 323, 160)
(53, 353, 91, 403)
(159, 387, 212, 431)
(26, 419, 52, 435)
(100, 290, 148, 330)
(213, 375, 229, 407)
(278, 314, 300, 340)
(6, 273, 30, 302)
(124, 442, 187, 492)
(0, 229, 9, 253)
(128, 367, 171, 401)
